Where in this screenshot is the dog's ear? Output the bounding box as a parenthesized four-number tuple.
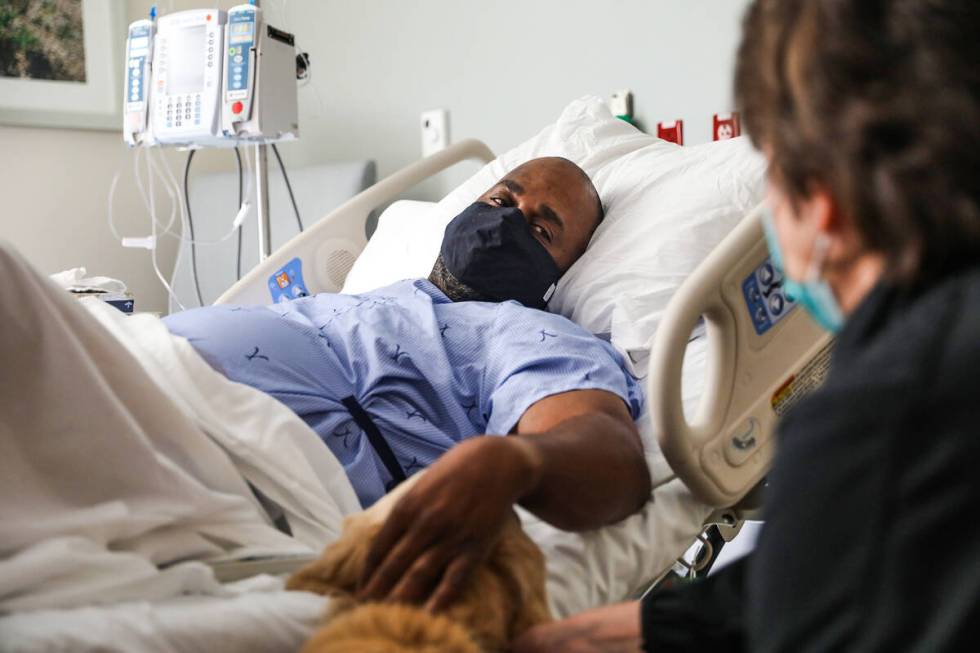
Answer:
(286, 515, 381, 597)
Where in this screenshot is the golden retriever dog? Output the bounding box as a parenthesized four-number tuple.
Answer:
(286, 474, 552, 652)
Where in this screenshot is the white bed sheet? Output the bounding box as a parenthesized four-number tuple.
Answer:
(0, 577, 323, 653)
(1, 475, 709, 653)
(0, 245, 711, 652)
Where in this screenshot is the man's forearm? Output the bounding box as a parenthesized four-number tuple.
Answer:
(508, 412, 651, 531)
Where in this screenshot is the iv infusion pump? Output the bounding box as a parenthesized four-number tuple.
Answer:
(153, 9, 226, 146)
(123, 4, 298, 148)
(222, 5, 298, 142)
(123, 19, 154, 145)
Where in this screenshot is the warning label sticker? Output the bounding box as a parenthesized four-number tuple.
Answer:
(771, 341, 835, 417)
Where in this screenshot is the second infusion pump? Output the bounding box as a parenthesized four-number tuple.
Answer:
(124, 5, 298, 148)
(222, 5, 298, 142)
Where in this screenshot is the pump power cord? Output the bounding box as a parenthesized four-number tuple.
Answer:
(271, 143, 304, 233)
(183, 149, 206, 307)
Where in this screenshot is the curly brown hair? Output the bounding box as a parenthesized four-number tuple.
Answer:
(735, 0, 980, 284)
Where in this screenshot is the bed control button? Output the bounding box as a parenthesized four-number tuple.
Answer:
(768, 293, 785, 315)
(759, 262, 775, 285)
(725, 417, 759, 466)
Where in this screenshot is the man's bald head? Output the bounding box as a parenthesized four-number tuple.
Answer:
(477, 157, 603, 273)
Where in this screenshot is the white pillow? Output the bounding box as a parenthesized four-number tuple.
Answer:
(555, 133, 766, 370)
(342, 96, 652, 295)
(342, 200, 445, 295)
(343, 96, 766, 374)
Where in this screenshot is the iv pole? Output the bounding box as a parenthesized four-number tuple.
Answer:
(252, 0, 272, 262)
(255, 142, 271, 260)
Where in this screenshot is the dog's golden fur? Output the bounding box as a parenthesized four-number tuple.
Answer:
(286, 474, 552, 652)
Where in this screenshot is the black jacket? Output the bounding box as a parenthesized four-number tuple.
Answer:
(642, 263, 980, 652)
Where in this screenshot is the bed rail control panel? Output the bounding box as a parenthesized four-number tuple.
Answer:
(742, 257, 797, 335)
(648, 205, 833, 507)
(123, 19, 154, 146)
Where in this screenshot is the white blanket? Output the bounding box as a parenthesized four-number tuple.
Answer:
(0, 243, 359, 614)
(0, 243, 710, 650)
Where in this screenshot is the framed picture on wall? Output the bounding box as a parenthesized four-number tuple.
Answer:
(0, 0, 124, 130)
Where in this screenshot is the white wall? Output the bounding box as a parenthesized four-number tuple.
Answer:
(259, 0, 752, 195)
(0, 126, 183, 313)
(1, 0, 750, 313)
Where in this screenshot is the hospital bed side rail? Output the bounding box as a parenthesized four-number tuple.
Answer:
(648, 206, 833, 508)
(215, 139, 496, 306)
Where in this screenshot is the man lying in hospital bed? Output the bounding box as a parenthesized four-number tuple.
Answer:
(0, 97, 767, 651)
(164, 155, 653, 610)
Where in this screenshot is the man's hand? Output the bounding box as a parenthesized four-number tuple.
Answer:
(358, 435, 539, 611)
(512, 601, 644, 653)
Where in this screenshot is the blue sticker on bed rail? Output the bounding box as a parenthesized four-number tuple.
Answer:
(742, 257, 797, 335)
(268, 257, 310, 303)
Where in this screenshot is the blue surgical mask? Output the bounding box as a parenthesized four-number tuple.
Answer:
(760, 206, 844, 333)
(440, 201, 560, 309)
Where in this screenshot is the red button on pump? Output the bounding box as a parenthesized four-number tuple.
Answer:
(232, 101, 243, 114)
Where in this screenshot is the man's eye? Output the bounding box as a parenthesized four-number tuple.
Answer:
(533, 224, 552, 242)
(490, 196, 508, 207)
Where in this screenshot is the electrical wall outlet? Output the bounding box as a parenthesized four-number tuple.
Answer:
(420, 108, 450, 158)
(609, 89, 634, 118)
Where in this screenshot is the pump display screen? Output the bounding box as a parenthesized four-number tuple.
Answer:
(166, 25, 206, 95)
(129, 36, 149, 55)
(230, 22, 253, 44)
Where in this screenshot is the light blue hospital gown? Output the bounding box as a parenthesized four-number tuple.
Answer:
(164, 279, 642, 507)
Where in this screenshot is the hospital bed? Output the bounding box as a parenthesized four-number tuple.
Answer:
(209, 137, 831, 585)
(0, 124, 830, 651)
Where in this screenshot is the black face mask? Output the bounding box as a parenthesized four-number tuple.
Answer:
(439, 201, 560, 309)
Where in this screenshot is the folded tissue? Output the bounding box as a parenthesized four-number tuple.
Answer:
(50, 267, 135, 314)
